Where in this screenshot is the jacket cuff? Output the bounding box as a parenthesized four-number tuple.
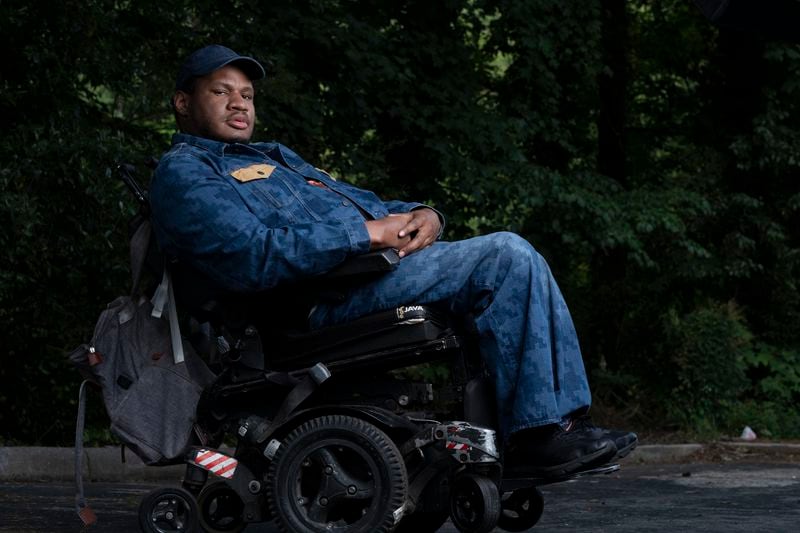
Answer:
(344, 219, 372, 253)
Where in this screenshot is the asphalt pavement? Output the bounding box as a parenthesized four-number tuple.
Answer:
(0, 443, 798, 532)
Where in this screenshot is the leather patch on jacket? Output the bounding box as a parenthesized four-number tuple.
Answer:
(231, 164, 276, 182)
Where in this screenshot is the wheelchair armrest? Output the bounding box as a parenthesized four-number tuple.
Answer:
(322, 249, 400, 279)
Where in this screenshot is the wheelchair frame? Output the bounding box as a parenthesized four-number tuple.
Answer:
(119, 162, 618, 533)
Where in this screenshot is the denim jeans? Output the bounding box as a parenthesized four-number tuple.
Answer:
(308, 232, 592, 440)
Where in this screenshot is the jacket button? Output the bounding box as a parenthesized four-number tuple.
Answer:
(342, 201, 350, 207)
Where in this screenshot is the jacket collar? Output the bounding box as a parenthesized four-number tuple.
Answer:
(171, 132, 266, 158)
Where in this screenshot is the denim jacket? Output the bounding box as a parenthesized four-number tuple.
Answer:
(149, 133, 443, 292)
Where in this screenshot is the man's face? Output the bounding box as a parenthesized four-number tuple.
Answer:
(174, 65, 256, 143)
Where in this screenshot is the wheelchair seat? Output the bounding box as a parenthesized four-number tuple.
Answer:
(267, 304, 461, 372)
(170, 248, 467, 377)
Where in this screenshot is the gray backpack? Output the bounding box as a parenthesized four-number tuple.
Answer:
(68, 219, 212, 524)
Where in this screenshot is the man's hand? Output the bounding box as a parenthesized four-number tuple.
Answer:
(365, 208, 441, 258)
(365, 214, 413, 251)
(397, 208, 441, 257)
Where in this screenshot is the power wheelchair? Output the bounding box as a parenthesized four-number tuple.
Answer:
(119, 163, 619, 533)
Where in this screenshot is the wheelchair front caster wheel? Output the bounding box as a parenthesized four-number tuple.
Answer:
(138, 486, 199, 533)
(266, 414, 408, 533)
(449, 474, 501, 533)
(197, 480, 246, 533)
(498, 486, 544, 532)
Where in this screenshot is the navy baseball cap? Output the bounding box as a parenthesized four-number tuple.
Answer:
(175, 45, 266, 91)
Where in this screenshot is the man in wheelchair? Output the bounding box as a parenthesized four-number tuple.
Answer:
(144, 45, 636, 531)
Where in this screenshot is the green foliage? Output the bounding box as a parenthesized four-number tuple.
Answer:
(725, 400, 800, 440)
(2, 0, 800, 443)
(742, 343, 800, 404)
(629, 307, 800, 438)
(663, 304, 750, 433)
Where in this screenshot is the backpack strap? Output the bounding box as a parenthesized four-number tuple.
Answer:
(132, 216, 184, 365)
(150, 268, 185, 364)
(129, 219, 151, 295)
(74, 380, 97, 526)
(150, 268, 169, 318)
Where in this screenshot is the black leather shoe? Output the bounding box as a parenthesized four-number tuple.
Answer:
(504, 422, 617, 478)
(573, 415, 638, 460)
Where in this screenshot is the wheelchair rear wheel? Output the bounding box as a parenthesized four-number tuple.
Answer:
(266, 414, 408, 533)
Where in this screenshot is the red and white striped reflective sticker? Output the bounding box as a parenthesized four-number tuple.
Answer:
(446, 442, 470, 451)
(194, 449, 238, 479)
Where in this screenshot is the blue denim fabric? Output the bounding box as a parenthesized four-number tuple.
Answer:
(150, 133, 437, 292)
(150, 134, 591, 440)
(308, 233, 591, 440)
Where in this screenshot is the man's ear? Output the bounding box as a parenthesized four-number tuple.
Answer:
(173, 91, 190, 116)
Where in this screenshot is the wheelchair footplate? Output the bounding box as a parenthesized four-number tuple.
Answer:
(502, 462, 621, 491)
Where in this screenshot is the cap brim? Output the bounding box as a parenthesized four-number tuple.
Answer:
(221, 56, 266, 82)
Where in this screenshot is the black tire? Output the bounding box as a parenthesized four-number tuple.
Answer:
(266, 414, 408, 533)
(138, 486, 199, 533)
(449, 474, 501, 533)
(498, 487, 544, 532)
(197, 480, 246, 533)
